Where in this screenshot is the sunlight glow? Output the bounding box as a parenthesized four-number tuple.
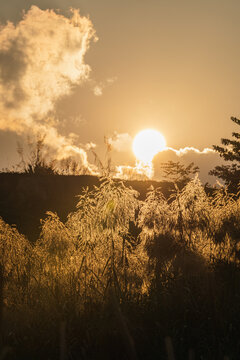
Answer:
(132, 129, 166, 179)
(132, 129, 166, 163)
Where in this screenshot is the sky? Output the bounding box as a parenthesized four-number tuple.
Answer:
(0, 0, 239, 182)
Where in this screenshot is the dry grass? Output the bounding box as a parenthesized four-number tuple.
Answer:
(0, 177, 239, 359)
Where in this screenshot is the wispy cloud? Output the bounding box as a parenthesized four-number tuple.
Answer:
(93, 85, 103, 96)
(107, 132, 132, 152)
(153, 146, 222, 183)
(92, 76, 117, 96)
(0, 6, 97, 172)
(114, 146, 221, 183)
(115, 164, 149, 180)
(166, 146, 214, 156)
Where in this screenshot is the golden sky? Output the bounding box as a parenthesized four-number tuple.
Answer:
(0, 0, 239, 182)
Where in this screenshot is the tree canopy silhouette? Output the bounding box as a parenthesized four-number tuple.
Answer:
(209, 116, 240, 192)
(160, 161, 199, 187)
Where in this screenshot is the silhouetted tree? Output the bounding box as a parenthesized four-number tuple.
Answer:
(160, 161, 199, 188)
(209, 117, 240, 193)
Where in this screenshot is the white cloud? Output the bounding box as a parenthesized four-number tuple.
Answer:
(114, 165, 149, 180)
(166, 146, 215, 156)
(153, 147, 223, 184)
(92, 76, 117, 96)
(85, 142, 96, 150)
(113, 146, 223, 183)
(0, 6, 97, 172)
(93, 85, 103, 96)
(108, 132, 132, 152)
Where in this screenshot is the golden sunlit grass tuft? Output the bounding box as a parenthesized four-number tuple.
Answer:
(0, 177, 239, 358)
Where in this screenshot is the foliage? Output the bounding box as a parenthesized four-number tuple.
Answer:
(159, 161, 199, 187)
(0, 177, 240, 359)
(66, 178, 147, 299)
(16, 134, 57, 175)
(0, 218, 31, 279)
(212, 117, 240, 162)
(209, 116, 240, 192)
(16, 134, 91, 175)
(90, 136, 113, 177)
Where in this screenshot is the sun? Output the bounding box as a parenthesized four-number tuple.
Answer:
(132, 129, 166, 163)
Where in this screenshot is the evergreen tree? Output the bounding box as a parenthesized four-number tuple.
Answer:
(209, 117, 240, 192)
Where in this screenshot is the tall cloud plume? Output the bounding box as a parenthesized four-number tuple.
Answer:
(0, 6, 97, 172)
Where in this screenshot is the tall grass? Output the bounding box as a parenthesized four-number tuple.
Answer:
(0, 177, 239, 359)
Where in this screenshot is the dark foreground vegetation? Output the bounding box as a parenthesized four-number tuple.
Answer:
(0, 116, 239, 359)
(0, 176, 240, 360)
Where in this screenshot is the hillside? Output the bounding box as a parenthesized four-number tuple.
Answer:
(0, 173, 171, 242)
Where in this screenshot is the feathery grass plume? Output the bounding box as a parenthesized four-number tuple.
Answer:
(209, 188, 240, 264)
(67, 177, 148, 300)
(137, 177, 211, 293)
(137, 185, 178, 292)
(0, 218, 31, 283)
(33, 212, 82, 313)
(170, 176, 211, 249)
(0, 173, 239, 358)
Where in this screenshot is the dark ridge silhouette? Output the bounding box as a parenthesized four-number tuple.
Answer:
(0, 173, 173, 242)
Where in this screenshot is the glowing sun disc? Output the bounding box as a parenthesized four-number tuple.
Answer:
(132, 129, 166, 163)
